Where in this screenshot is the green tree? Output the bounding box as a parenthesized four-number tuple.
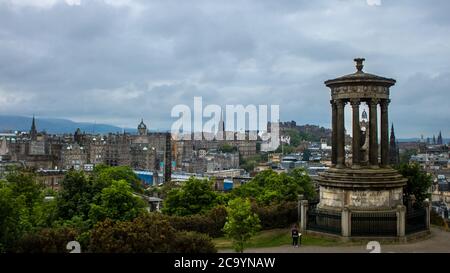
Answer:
(396, 163, 432, 206)
(13, 227, 79, 253)
(219, 143, 236, 153)
(302, 149, 311, 161)
(94, 165, 143, 193)
(162, 177, 218, 216)
(399, 149, 417, 165)
(89, 179, 147, 223)
(0, 172, 56, 252)
(288, 168, 317, 200)
(6, 171, 42, 208)
(56, 170, 93, 220)
(231, 168, 316, 205)
(88, 213, 216, 253)
(223, 198, 261, 253)
(0, 179, 25, 252)
(284, 129, 301, 147)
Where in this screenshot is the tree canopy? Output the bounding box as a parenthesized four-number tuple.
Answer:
(89, 179, 146, 223)
(396, 163, 432, 206)
(223, 197, 261, 253)
(162, 177, 219, 216)
(231, 168, 316, 205)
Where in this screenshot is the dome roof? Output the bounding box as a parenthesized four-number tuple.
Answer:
(325, 58, 396, 87)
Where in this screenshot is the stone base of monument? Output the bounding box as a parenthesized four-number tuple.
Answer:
(301, 167, 430, 240)
(315, 167, 407, 210)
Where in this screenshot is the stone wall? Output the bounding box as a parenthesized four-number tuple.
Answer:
(319, 186, 403, 209)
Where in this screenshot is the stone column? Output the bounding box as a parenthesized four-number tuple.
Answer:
(331, 100, 337, 167)
(423, 200, 431, 230)
(300, 200, 309, 232)
(396, 204, 406, 238)
(341, 207, 351, 238)
(350, 99, 361, 168)
(369, 99, 379, 167)
(380, 99, 390, 167)
(336, 99, 346, 168)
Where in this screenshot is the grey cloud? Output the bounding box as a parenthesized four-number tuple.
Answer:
(0, 0, 449, 137)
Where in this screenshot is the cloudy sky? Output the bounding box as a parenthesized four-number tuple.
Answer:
(0, 0, 449, 137)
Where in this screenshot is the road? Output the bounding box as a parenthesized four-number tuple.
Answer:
(219, 228, 450, 253)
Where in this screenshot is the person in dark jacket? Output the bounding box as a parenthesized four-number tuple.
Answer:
(291, 225, 300, 247)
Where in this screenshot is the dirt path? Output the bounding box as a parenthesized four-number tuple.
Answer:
(219, 228, 450, 253)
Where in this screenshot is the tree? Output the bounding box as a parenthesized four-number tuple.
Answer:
(88, 213, 216, 253)
(219, 143, 236, 153)
(223, 198, 261, 253)
(0, 172, 57, 252)
(89, 179, 147, 223)
(396, 163, 432, 207)
(89, 214, 175, 253)
(399, 149, 417, 165)
(231, 168, 316, 205)
(94, 165, 143, 193)
(284, 129, 302, 147)
(0, 179, 25, 252)
(162, 177, 218, 216)
(6, 171, 42, 208)
(302, 149, 311, 161)
(13, 227, 79, 253)
(56, 170, 94, 220)
(288, 168, 317, 200)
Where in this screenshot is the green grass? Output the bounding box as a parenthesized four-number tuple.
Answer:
(213, 228, 341, 249)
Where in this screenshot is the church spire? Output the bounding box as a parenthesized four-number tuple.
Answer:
(30, 115, 37, 141)
(437, 131, 443, 145)
(389, 123, 399, 165)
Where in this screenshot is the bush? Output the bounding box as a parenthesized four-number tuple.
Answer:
(168, 206, 227, 238)
(13, 227, 79, 253)
(88, 213, 217, 253)
(430, 210, 448, 229)
(253, 202, 298, 229)
(88, 214, 175, 253)
(169, 231, 216, 253)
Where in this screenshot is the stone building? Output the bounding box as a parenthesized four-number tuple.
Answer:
(61, 143, 88, 170)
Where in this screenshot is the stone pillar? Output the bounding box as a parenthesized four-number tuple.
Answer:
(369, 99, 379, 167)
(380, 99, 390, 167)
(300, 200, 309, 232)
(396, 205, 406, 238)
(336, 100, 346, 168)
(341, 207, 351, 238)
(350, 99, 361, 168)
(423, 200, 431, 230)
(331, 100, 337, 167)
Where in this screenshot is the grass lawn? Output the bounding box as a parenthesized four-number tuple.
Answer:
(213, 228, 341, 249)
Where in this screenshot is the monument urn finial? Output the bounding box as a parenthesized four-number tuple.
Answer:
(354, 57, 365, 72)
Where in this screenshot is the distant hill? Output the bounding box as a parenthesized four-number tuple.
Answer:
(0, 115, 136, 134)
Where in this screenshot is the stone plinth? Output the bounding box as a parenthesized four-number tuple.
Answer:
(315, 167, 407, 210)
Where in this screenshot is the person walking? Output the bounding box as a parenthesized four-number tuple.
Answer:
(291, 225, 300, 248)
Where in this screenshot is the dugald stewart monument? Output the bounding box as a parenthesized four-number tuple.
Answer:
(301, 58, 430, 240)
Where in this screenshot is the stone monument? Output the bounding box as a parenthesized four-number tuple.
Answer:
(315, 58, 407, 211)
(301, 58, 430, 240)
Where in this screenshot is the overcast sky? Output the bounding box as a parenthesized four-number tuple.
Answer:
(0, 0, 449, 138)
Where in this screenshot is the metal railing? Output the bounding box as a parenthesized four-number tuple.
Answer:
(406, 207, 427, 234)
(307, 209, 342, 235)
(351, 211, 397, 236)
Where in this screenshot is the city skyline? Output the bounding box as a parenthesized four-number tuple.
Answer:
(0, 0, 449, 137)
